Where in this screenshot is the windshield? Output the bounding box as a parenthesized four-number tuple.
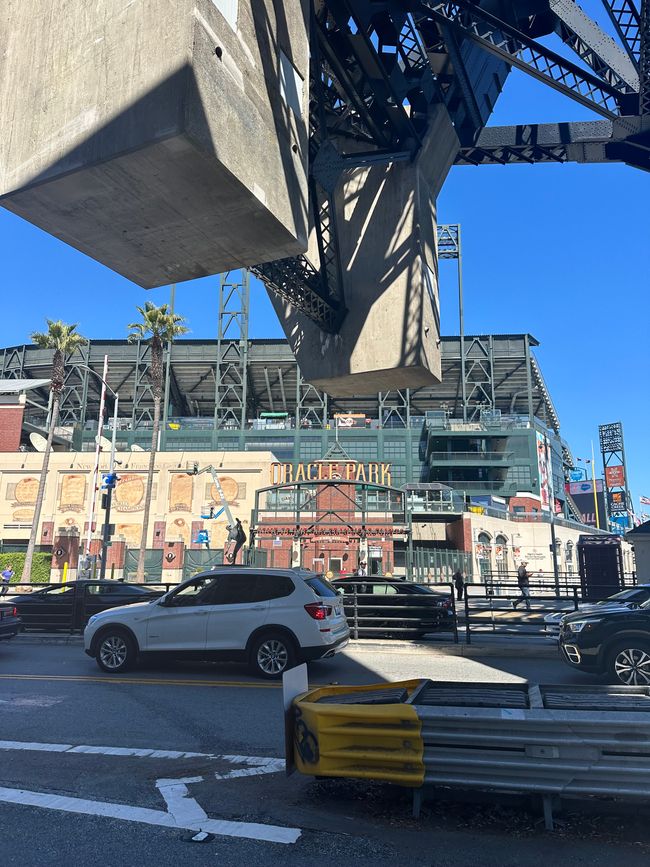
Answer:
(601, 589, 642, 604)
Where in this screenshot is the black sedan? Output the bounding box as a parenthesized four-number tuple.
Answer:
(331, 576, 454, 638)
(0, 603, 21, 641)
(5, 580, 163, 631)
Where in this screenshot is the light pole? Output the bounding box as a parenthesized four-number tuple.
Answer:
(545, 435, 560, 595)
(77, 364, 119, 580)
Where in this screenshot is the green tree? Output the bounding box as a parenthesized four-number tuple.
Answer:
(128, 302, 188, 582)
(22, 321, 88, 582)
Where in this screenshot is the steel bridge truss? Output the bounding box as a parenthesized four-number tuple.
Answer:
(250, 0, 649, 332)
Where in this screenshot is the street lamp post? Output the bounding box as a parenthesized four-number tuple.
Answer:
(546, 436, 560, 596)
(77, 364, 119, 580)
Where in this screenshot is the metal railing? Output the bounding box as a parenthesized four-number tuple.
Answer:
(332, 579, 458, 642)
(428, 451, 513, 461)
(460, 573, 638, 643)
(2, 581, 172, 631)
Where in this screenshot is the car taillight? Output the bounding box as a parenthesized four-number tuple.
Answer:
(12, 607, 17, 617)
(304, 603, 332, 620)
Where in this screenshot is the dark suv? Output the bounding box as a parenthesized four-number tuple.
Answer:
(559, 601, 650, 685)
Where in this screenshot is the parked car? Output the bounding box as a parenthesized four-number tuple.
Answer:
(0, 603, 21, 641)
(332, 576, 453, 638)
(5, 580, 163, 631)
(559, 601, 650, 685)
(84, 568, 350, 678)
(544, 585, 650, 639)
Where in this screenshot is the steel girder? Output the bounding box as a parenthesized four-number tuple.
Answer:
(456, 116, 650, 170)
(253, 0, 649, 334)
(254, 0, 443, 332)
(417, 0, 634, 117)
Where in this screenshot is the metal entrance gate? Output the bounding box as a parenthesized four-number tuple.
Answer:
(124, 549, 164, 583)
(412, 548, 473, 583)
(183, 549, 223, 579)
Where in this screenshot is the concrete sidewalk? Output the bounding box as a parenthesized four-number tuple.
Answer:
(12, 631, 559, 659)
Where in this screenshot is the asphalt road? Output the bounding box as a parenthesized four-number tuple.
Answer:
(0, 641, 646, 866)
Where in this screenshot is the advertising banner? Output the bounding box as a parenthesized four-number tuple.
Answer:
(605, 465, 625, 487)
(607, 490, 627, 514)
(566, 480, 606, 528)
(536, 432, 551, 511)
(334, 413, 366, 428)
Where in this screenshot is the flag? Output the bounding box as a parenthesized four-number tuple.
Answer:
(640, 496, 650, 505)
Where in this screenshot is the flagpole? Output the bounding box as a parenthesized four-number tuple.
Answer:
(591, 440, 601, 529)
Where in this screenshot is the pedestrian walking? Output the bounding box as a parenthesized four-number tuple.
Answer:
(1, 563, 14, 595)
(453, 567, 465, 601)
(513, 561, 532, 611)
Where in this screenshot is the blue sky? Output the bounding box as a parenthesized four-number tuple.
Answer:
(1, 9, 648, 513)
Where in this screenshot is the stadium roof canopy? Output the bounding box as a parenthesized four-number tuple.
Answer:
(0, 334, 560, 434)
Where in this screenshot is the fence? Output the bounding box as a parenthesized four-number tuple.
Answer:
(3, 581, 174, 631)
(332, 578, 458, 642)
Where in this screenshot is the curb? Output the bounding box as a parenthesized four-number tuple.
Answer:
(348, 639, 558, 660)
(12, 634, 559, 659)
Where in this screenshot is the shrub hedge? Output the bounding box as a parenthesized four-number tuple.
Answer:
(0, 552, 52, 584)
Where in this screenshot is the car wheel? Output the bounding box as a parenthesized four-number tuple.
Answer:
(250, 633, 296, 679)
(607, 641, 650, 685)
(95, 629, 137, 674)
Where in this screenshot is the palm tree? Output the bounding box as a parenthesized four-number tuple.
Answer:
(128, 302, 188, 582)
(22, 321, 88, 582)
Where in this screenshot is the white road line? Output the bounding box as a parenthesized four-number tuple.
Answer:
(0, 740, 301, 844)
(0, 786, 301, 844)
(0, 740, 211, 760)
(156, 778, 208, 825)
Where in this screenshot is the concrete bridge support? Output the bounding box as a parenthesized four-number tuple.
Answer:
(0, 0, 309, 287)
(272, 106, 460, 397)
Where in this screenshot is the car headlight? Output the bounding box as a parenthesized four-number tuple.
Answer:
(568, 619, 601, 633)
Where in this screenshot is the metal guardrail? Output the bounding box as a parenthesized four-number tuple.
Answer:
(289, 679, 650, 830)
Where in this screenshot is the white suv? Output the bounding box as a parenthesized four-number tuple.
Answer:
(84, 568, 349, 678)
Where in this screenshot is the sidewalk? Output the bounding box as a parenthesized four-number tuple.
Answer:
(13, 631, 559, 658)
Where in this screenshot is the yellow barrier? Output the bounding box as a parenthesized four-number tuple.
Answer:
(292, 680, 424, 787)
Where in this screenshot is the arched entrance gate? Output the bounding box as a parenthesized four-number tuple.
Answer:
(250, 477, 409, 578)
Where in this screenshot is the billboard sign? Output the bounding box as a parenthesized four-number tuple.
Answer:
(568, 480, 603, 495)
(535, 432, 551, 512)
(334, 413, 366, 428)
(605, 465, 625, 487)
(607, 490, 627, 514)
(566, 480, 606, 528)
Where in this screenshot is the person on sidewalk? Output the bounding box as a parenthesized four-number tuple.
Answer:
(513, 561, 532, 611)
(0, 563, 14, 595)
(453, 568, 465, 601)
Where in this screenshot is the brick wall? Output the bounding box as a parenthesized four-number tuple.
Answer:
(0, 403, 24, 451)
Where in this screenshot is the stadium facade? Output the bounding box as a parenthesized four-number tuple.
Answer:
(0, 333, 628, 582)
